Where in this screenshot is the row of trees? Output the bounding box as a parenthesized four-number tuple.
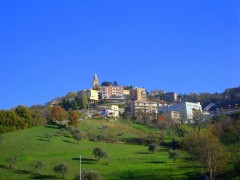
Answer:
(0, 105, 46, 133)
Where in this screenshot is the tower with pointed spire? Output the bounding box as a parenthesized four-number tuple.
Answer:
(93, 73, 99, 89)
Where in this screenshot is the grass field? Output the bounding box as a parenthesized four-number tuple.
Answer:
(0, 119, 196, 180)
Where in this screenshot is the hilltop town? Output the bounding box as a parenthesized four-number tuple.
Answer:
(48, 74, 240, 124)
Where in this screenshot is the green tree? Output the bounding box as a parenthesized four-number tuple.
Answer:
(73, 133, 81, 144)
(148, 143, 158, 153)
(181, 132, 228, 180)
(81, 93, 89, 109)
(32, 160, 44, 175)
(0, 110, 25, 132)
(92, 147, 109, 164)
(75, 169, 100, 180)
(15, 105, 32, 119)
(168, 149, 179, 162)
(53, 163, 69, 179)
(45, 132, 54, 141)
(113, 81, 118, 86)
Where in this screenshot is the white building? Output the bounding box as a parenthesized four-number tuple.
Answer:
(100, 105, 119, 117)
(78, 89, 99, 103)
(158, 102, 202, 123)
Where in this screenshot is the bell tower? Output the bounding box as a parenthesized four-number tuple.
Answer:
(93, 73, 99, 89)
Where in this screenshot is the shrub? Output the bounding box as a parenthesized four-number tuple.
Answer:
(148, 143, 158, 153)
(75, 169, 100, 180)
(53, 163, 69, 179)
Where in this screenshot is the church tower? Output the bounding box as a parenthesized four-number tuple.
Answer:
(93, 73, 99, 89)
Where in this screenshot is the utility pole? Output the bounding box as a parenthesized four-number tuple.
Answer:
(80, 155, 82, 180)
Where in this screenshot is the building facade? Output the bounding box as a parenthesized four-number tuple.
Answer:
(78, 89, 99, 103)
(158, 102, 202, 123)
(130, 88, 147, 101)
(100, 86, 124, 99)
(130, 101, 158, 116)
(149, 90, 166, 96)
(163, 92, 178, 102)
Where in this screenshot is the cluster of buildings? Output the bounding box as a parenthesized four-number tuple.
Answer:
(53, 74, 203, 123)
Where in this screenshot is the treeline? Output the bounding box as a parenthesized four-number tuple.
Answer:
(180, 87, 240, 109)
(0, 105, 48, 133)
(149, 86, 240, 109)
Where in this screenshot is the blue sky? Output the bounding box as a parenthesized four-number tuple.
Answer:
(0, 0, 239, 109)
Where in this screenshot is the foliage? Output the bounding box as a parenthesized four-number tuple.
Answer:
(32, 160, 44, 175)
(168, 149, 179, 162)
(101, 81, 113, 86)
(45, 132, 54, 141)
(68, 110, 79, 127)
(212, 115, 240, 145)
(92, 147, 109, 162)
(53, 163, 69, 179)
(73, 133, 81, 144)
(81, 92, 89, 109)
(5, 156, 18, 169)
(181, 132, 228, 180)
(148, 143, 158, 153)
(50, 106, 66, 122)
(0, 110, 25, 132)
(75, 169, 100, 180)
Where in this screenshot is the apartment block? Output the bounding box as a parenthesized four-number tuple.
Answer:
(130, 88, 147, 101)
(100, 86, 124, 99)
(130, 100, 158, 116)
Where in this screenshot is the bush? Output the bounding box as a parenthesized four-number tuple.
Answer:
(168, 149, 179, 162)
(148, 143, 158, 153)
(53, 163, 69, 179)
(75, 169, 100, 180)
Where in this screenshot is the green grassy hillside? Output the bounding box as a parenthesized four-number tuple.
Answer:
(0, 119, 195, 180)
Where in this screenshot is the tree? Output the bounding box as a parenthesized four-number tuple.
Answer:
(113, 81, 118, 86)
(5, 156, 18, 169)
(92, 147, 102, 160)
(181, 132, 228, 180)
(50, 106, 66, 122)
(148, 143, 158, 153)
(45, 132, 54, 141)
(15, 105, 32, 119)
(168, 149, 179, 162)
(68, 110, 79, 127)
(32, 160, 44, 175)
(81, 92, 89, 109)
(73, 133, 81, 144)
(53, 163, 69, 179)
(92, 147, 109, 163)
(75, 169, 100, 180)
(0, 110, 25, 132)
(101, 81, 112, 86)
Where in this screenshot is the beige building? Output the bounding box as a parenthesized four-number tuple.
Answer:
(166, 111, 181, 124)
(78, 89, 99, 103)
(130, 100, 158, 116)
(130, 88, 147, 101)
(123, 90, 130, 96)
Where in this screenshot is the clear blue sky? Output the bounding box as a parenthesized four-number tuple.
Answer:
(0, 0, 239, 110)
